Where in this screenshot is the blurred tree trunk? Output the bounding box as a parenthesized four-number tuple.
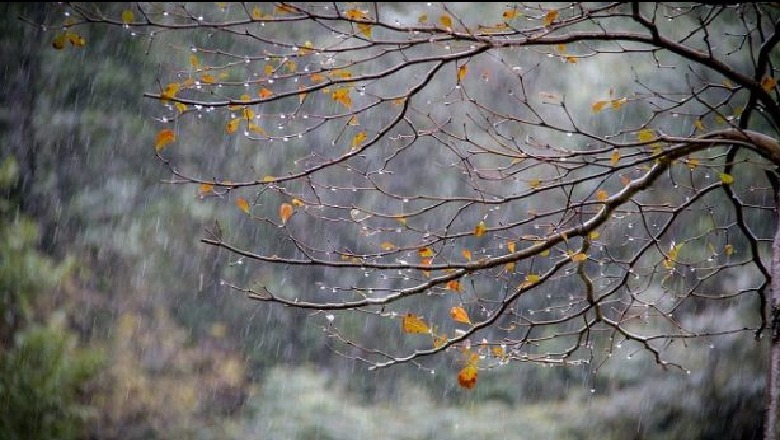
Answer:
(770, 185, 780, 439)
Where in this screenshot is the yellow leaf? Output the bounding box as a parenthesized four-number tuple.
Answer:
(174, 102, 187, 113)
(181, 78, 195, 88)
(473, 221, 487, 237)
(226, 118, 240, 134)
(332, 88, 352, 109)
(592, 100, 608, 112)
(418, 14, 429, 23)
(450, 306, 471, 324)
(64, 32, 85, 47)
(529, 179, 542, 189)
(154, 128, 175, 152)
(588, 231, 600, 240)
(279, 203, 294, 224)
(440, 14, 453, 28)
(395, 215, 408, 226)
(402, 314, 430, 334)
(380, 241, 396, 251)
(461, 249, 472, 261)
(637, 128, 656, 143)
(199, 183, 214, 195)
(264, 65, 274, 77)
(121, 9, 134, 24)
(446, 280, 463, 292)
(190, 54, 200, 68)
(570, 252, 588, 262)
(331, 69, 353, 79)
(285, 60, 297, 73)
(248, 123, 266, 135)
(345, 9, 368, 20)
(611, 97, 627, 109)
(610, 150, 620, 166)
(457, 64, 468, 83)
(663, 243, 682, 270)
(521, 273, 540, 288)
(542, 9, 559, 26)
(503, 8, 518, 20)
(52, 34, 67, 50)
(492, 346, 507, 359)
(457, 364, 478, 390)
(694, 118, 705, 131)
(262, 175, 275, 182)
(724, 244, 734, 256)
(719, 173, 734, 185)
(259, 87, 273, 99)
(348, 116, 359, 126)
(251, 6, 264, 20)
(201, 74, 216, 84)
(162, 82, 180, 100)
(291, 198, 305, 207)
(351, 131, 367, 151)
(507, 240, 516, 253)
(433, 333, 447, 349)
(418, 247, 434, 258)
(310, 72, 325, 83)
(357, 23, 372, 38)
(236, 198, 250, 214)
(687, 157, 699, 170)
(505, 262, 515, 272)
(566, 56, 577, 64)
(595, 189, 609, 202)
(275, 4, 297, 14)
(762, 76, 777, 92)
(243, 107, 255, 120)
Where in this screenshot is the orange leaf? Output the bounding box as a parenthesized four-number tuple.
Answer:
(401, 314, 430, 334)
(418, 247, 434, 258)
(345, 9, 368, 20)
(543, 9, 559, 26)
(595, 189, 609, 202)
(762, 76, 777, 92)
(450, 306, 471, 324)
(592, 100, 607, 112)
(161, 82, 180, 100)
(461, 249, 472, 261)
(351, 131, 367, 150)
(332, 88, 352, 109)
(357, 23, 372, 38)
(201, 74, 216, 84)
(199, 183, 214, 194)
(279, 203, 293, 224)
(610, 150, 620, 166)
(503, 8, 518, 20)
(445, 280, 462, 292)
(457, 65, 467, 83)
(226, 119, 240, 134)
(259, 87, 273, 99)
(473, 221, 487, 237)
(154, 129, 175, 152)
(236, 198, 250, 214)
(457, 364, 478, 390)
(433, 333, 447, 349)
(570, 252, 588, 262)
(440, 14, 453, 28)
(380, 241, 396, 251)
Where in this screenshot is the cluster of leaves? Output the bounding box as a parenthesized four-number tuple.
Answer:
(47, 2, 780, 392)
